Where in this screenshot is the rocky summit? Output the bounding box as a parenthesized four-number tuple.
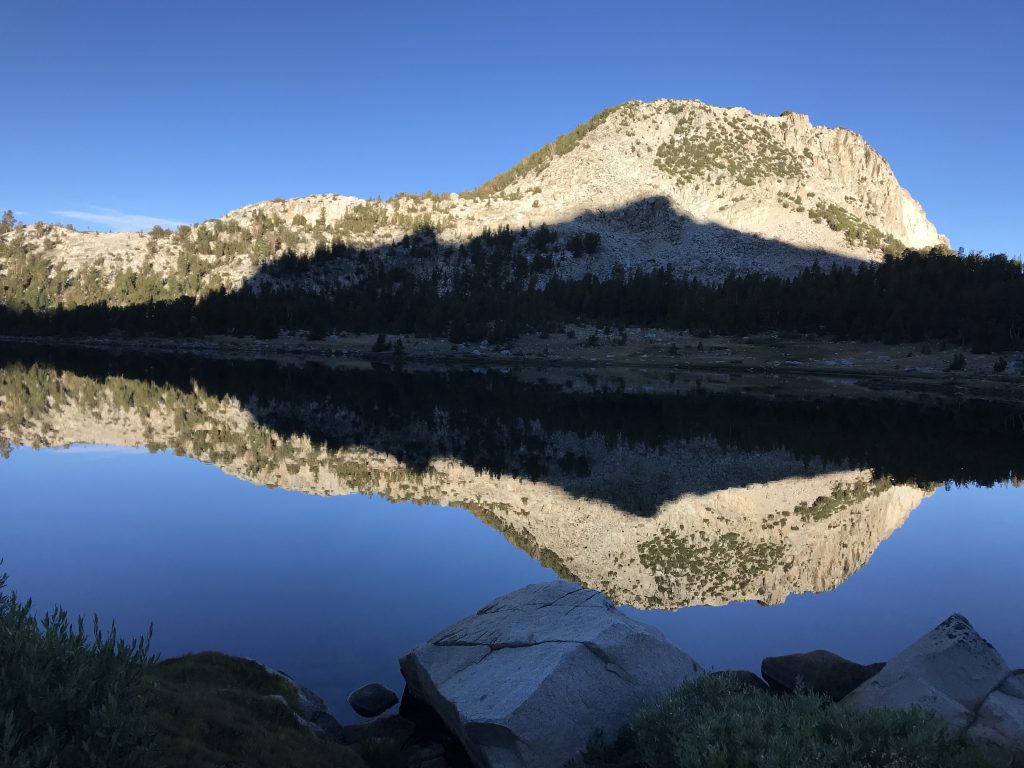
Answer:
(2, 99, 946, 307)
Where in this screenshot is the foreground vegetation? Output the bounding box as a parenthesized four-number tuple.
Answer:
(0, 572, 367, 768)
(0, 571, 154, 767)
(2, 574, 998, 768)
(578, 674, 993, 768)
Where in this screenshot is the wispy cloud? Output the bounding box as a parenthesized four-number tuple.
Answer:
(52, 207, 185, 232)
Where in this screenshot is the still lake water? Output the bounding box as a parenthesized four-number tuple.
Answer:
(1, 344, 1022, 721)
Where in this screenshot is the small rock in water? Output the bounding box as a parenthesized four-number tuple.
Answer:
(761, 649, 883, 701)
(348, 683, 399, 718)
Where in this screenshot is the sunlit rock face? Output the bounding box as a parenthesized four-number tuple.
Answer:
(1, 99, 945, 298)
(0, 363, 928, 610)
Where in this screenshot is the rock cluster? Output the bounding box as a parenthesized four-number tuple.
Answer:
(246, 585, 1022, 768)
(390, 585, 1022, 767)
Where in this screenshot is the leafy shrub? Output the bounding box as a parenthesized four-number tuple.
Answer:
(655, 108, 805, 186)
(0, 571, 155, 768)
(578, 674, 992, 768)
(807, 202, 904, 255)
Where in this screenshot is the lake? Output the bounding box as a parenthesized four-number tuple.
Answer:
(0, 343, 1021, 722)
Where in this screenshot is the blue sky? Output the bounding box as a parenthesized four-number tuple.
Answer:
(2, 1, 1021, 255)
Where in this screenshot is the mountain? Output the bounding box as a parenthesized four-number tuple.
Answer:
(1, 99, 946, 311)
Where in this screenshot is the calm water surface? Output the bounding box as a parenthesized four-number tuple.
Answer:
(0, 346, 1021, 721)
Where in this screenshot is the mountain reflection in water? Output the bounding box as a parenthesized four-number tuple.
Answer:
(0, 343, 1021, 610)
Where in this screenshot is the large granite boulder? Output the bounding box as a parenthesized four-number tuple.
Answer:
(843, 614, 1024, 761)
(400, 580, 703, 768)
(761, 649, 884, 700)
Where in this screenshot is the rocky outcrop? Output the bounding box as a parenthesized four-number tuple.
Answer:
(843, 614, 1024, 762)
(761, 650, 884, 701)
(399, 580, 703, 768)
(1, 99, 946, 299)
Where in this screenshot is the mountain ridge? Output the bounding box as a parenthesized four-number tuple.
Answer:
(1, 99, 947, 309)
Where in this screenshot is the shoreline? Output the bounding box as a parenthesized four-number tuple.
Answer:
(2, 328, 1021, 403)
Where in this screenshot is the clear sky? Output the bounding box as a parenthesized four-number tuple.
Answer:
(2, 1, 1021, 255)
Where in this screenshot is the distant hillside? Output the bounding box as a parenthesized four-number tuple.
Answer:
(1, 99, 946, 313)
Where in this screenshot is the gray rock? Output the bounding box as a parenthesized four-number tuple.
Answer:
(265, 665, 329, 721)
(400, 580, 703, 768)
(967, 691, 1024, 763)
(843, 614, 1010, 732)
(349, 683, 400, 718)
(761, 649, 884, 700)
(1000, 670, 1024, 699)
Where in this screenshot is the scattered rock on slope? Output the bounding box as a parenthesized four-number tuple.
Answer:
(399, 580, 703, 768)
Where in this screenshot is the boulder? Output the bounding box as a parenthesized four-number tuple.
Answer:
(761, 649, 883, 700)
(843, 614, 1010, 731)
(349, 683, 400, 718)
(400, 580, 703, 768)
(269, 668, 329, 722)
(967, 691, 1024, 764)
(1000, 670, 1024, 698)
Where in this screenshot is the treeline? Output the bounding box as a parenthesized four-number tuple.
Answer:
(1, 246, 1022, 352)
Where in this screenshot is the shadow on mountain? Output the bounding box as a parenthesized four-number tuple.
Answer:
(1, 342, 1022, 516)
(0, 196, 884, 341)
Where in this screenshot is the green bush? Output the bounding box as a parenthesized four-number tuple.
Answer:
(145, 653, 364, 768)
(0, 575, 367, 768)
(579, 674, 992, 768)
(0, 571, 155, 768)
(807, 202, 904, 255)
